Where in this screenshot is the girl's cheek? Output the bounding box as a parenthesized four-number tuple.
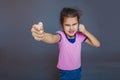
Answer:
(64, 26, 69, 30)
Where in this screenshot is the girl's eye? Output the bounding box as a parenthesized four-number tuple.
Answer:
(65, 24, 70, 26)
(73, 23, 78, 26)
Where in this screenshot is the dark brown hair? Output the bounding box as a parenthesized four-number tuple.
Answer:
(60, 7, 82, 26)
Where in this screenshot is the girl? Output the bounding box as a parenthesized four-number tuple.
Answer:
(31, 7, 100, 80)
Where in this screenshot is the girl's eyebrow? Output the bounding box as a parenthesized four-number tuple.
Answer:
(72, 23, 78, 25)
(65, 24, 71, 26)
(64, 22, 78, 26)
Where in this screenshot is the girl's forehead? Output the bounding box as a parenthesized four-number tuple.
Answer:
(64, 16, 78, 20)
(63, 17, 78, 23)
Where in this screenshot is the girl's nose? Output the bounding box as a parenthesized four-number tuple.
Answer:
(70, 26, 74, 30)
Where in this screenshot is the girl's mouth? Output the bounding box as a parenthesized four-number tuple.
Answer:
(69, 30, 74, 34)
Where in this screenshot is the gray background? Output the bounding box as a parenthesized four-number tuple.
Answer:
(0, 0, 120, 80)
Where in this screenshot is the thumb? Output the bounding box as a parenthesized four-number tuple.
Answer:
(38, 22, 44, 30)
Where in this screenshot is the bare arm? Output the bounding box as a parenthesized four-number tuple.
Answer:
(31, 22, 60, 44)
(42, 33, 60, 44)
(79, 24, 100, 47)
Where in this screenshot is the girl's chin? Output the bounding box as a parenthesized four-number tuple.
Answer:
(67, 34, 75, 38)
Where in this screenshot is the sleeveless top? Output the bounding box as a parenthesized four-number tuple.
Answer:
(56, 31, 86, 70)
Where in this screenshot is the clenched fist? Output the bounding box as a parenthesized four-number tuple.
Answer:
(79, 24, 87, 34)
(31, 22, 44, 41)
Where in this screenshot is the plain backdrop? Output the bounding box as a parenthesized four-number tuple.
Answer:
(0, 0, 120, 80)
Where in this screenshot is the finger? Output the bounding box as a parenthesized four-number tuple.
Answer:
(32, 32, 38, 37)
(37, 34, 44, 38)
(32, 32, 44, 38)
(31, 27, 39, 34)
(32, 22, 44, 31)
(34, 37, 43, 41)
(31, 24, 39, 31)
(34, 28, 44, 34)
(32, 29, 43, 34)
(35, 25, 42, 31)
(31, 25, 44, 35)
(33, 32, 44, 41)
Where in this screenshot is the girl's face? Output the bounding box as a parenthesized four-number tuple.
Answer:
(62, 16, 79, 38)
